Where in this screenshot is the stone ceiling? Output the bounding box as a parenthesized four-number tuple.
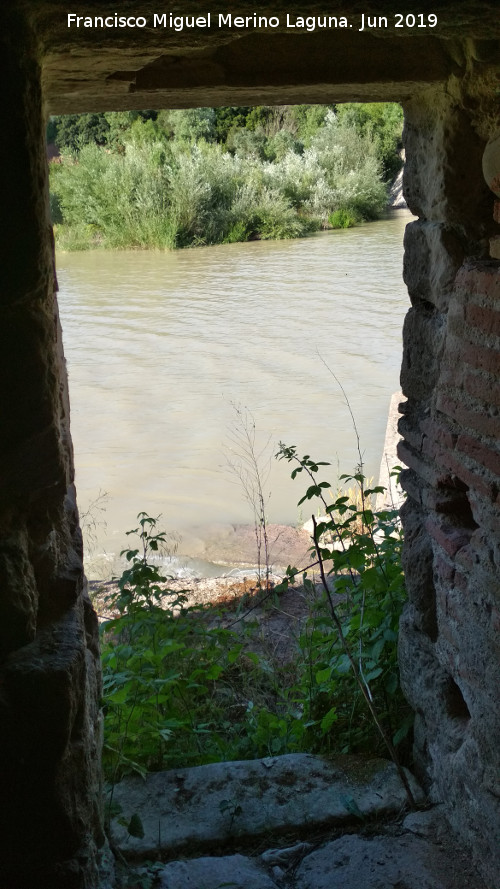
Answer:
(13, 0, 500, 113)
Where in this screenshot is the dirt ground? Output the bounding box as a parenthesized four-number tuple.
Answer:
(89, 566, 335, 667)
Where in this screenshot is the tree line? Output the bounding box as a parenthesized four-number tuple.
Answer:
(48, 103, 404, 250)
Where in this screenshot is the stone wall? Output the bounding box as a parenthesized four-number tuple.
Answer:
(0, 10, 104, 889)
(399, 84, 500, 884)
(0, 3, 499, 887)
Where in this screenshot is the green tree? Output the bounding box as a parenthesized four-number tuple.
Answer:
(290, 104, 333, 144)
(212, 106, 252, 143)
(157, 108, 216, 143)
(48, 110, 158, 154)
(335, 103, 403, 181)
(51, 112, 110, 152)
(50, 103, 400, 249)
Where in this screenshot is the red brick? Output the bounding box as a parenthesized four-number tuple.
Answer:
(421, 417, 458, 451)
(425, 516, 472, 557)
(440, 365, 466, 391)
(455, 266, 500, 300)
(464, 372, 500, 408)
(465, 303, 500, 337)
(456, 433, 500, 479)
(397, 439, 448, 487)
(422, 436, 450, 463)
(436, 393, 500, 439)
(433, 447, 494, 499)
(462, 341, 500, 376)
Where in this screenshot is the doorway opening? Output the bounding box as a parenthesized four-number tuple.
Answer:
(49, 102, 410, 581)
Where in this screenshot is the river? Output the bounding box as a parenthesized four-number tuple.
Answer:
(56, 210, 412, 578)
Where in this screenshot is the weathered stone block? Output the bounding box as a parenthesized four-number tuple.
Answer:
(401, 306, 445, 400)
(0, 527, 38, 657)
(400, 500, 437, 638)
(403, 220, 465, 311)
(294, 832, 487, 889)
(160, 855, 278, 889)
(109, 755, 425, 859)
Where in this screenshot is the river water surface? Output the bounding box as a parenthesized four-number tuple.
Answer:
(56, 210, 412, 577)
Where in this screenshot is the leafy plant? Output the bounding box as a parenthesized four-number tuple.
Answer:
(101, 514, 277, 787)
(101, 466, 415, 807)
(275, 445, 416, 806)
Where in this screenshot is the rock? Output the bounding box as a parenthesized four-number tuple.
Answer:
(294, 833, 487, 889)
(403, 804, 447, 839)
(158, 853, 279, 889)
(389, 162, 407, 209)
(109, 753, 425, 859)
(261, 841, 314, 867)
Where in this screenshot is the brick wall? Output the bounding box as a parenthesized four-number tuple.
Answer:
(398, 89, 500, 884)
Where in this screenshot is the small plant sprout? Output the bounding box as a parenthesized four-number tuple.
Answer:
(219, 798, 243, 831)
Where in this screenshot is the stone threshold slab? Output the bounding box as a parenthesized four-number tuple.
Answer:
(154, 828, 488, 889)
(109, 753, 425, 859)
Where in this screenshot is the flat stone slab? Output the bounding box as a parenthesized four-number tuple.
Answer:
(109, 753, 424, 858)
(294, 832, 487, 889)
(152, 826, 486, 889)
(158, 853, 279, 889)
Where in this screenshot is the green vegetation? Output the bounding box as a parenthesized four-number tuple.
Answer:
(100, 455, 412, 795)
(49, 103, 403, 250)
(329, 208, 358, 229)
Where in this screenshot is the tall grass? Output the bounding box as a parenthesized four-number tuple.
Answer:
(51, 112, 389, 251)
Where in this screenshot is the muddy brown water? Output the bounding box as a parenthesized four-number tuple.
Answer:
(56, 210, 413, 578)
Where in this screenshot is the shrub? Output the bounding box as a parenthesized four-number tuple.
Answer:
(101, 454, 413, 790)
(101, 514, 282, 781)
(253, 188, 308, 240)
(222, 220, 251, 244)
(51, 104, 397, 250)
(329, 208, 358, 229)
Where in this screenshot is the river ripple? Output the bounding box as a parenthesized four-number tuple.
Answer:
(56, 210, 413, 576)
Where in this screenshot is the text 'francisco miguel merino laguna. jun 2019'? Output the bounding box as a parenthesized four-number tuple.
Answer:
(66, 12, 439, 32)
